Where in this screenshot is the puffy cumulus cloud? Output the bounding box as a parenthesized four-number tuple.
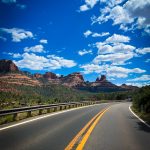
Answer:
(91, 5, 133, 25)
(24, 45, 44, 53)
(127, 75, 150, 82)
(47, 55, 77, 68)
(96, 42, 135, 54)
(40, 39, 48, 44)
(80, 4, 89, 11)
(93, 52, 134, 65)
(1, 0, 16, 3)
(0, 28, 33, 42)
(83, 30, 92, 37)
(107, 66, 145, 78)
(93, 34, 136, 65)
(79, 0, 99, 11)
(80, 63, 145, 78)
(80, 64, 103, 74)
(92, 0, 150, 34)
(105, 34, 130, 43)
(136, 47, 150, 54)
(100, 0, 125, 8)
(14, 53, 77, 70)
(84, 30, 110, 38)
(8, 52, 22, 58)
(92, 32, 110, 37)
(78, 49, 93, 56)
(7, 52, 22, 58)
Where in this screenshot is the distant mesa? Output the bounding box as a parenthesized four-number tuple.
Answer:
(0, 59, 19, 73)
(0, 59, 138, 92)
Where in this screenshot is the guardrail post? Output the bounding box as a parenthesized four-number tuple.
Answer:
(60, 106, 63, 110)
(54, 107, 57, 112)
(13, 113, 17, 121)
(47, 108, 51, 113)
(27, 111, 31, 117)
(39, 109, 43, 115)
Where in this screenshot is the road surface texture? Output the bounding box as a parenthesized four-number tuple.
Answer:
(84, 103, 150, 150)
(0, 102, 150, 150)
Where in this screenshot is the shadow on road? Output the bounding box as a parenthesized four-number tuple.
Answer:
(129, 116, 150, 133)
(136, 121, 150, 133)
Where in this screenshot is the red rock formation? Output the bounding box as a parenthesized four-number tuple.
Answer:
(34, 73, 43, 78)
(61, 72, 85, 87)
(96, 75, 106, 82)
(0, 59, 19, 72)
(43, 72, 58, 79)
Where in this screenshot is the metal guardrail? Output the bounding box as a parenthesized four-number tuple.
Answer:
(0, 101, 100, 121)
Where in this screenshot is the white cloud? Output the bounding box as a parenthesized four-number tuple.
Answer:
(14, 53, 77, 70)
(92, 0, 150, 34)
(40, 39, 48, 44)
(24, 45, 44, 53)
(92, 32, 110, 37)
(96, 42, 135, 54)
(126, 82, 150, 87)
(47, 55, 77, 68)
(105, 34, 130, 43)
(80, 5, 90, 11)
(83, 30, 92, 37)
(136, 47, 150, 54)
(127, 75, 150, 82)
(8, 52, 22, 58)
(79, 0, 99, 11)
(78, 49, 93, 56)
(0, 28, 33, 42)
(80, 63, 145, 78)
(100, 0, 125, 8)
(93, 34, 135, 65)
(84, 30, 110, 38)
(80, 64, 103, 74)
(1, 0, 16, 3)
(93, 52, 134, 65)
(12, 53, 22, 58)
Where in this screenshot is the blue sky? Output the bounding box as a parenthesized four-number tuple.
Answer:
(0, 0, 150, 86)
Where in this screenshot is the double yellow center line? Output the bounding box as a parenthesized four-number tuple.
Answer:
(65, 107, 110, 150)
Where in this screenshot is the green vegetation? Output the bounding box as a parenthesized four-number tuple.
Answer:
(0, 83, 95, 110)
(132, 85, 150, 124)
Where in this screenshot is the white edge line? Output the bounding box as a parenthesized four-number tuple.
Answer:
(0, 103, 107, 131)
(129, 105, 150, 128)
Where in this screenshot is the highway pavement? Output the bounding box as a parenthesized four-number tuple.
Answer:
(0, 102, 149, 150)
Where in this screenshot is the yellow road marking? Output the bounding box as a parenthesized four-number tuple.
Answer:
(76, 107, 110, 150)
(65, 107, 109, 150)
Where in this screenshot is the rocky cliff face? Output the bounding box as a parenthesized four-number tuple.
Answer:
(0, 59, 137, 92)
(76, 75, 120, 92)
(61, 72, 85, 87)
(96, 75, 106, 82)
(0, 60, 19, 72)
(34, 73, 43, 79)
(43, 72, 58, 79)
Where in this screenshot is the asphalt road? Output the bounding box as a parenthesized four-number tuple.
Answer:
(0, 102, 149, 150)
(84, 103, 150, 150)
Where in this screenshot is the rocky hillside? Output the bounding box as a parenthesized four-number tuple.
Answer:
(0, 59, 137, 92)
